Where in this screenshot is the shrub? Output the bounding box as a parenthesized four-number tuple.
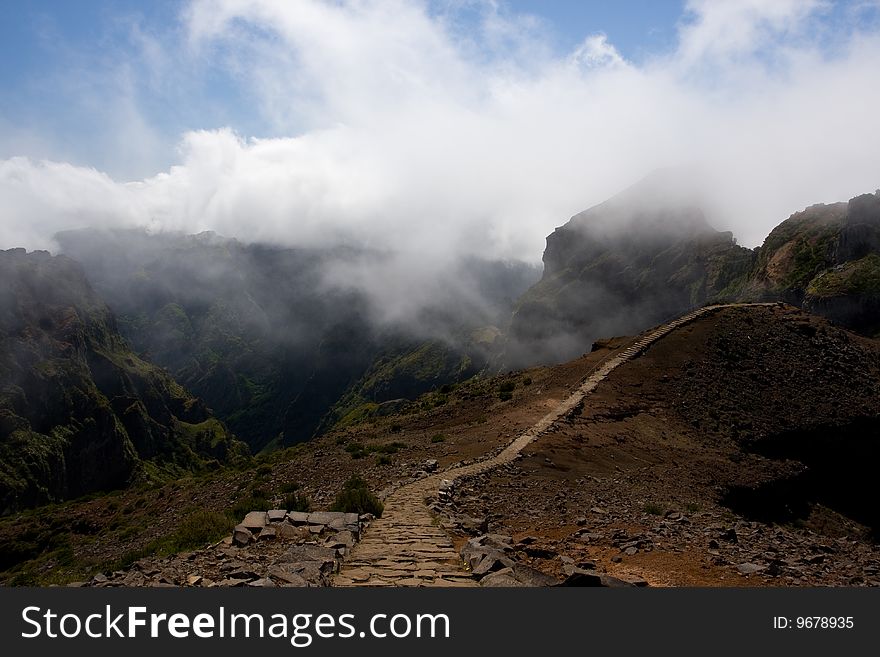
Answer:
(279, 481, 300, 494)
(229, 494, 272, 520)
(522, 377, 532, 386)
(168, 510, 232, 552)
(376, 455, 392, 466)
(430, 434, 445, 443)
(498, 380, 516, 393)
(330, 475, 384, 517)
(282, 491, 311, 513)
(375, 442, 405, 454)
(498, 391, 513, 401)
(643, 502, 665, 516)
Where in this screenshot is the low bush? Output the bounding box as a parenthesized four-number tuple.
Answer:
(330, 475, 384, 517)
(281, 491, 311, 513)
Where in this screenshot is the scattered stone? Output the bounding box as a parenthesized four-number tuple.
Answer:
(268, 567, 310, 587)
(523, 545, 556, 559)
(258, 526, 277, 541)
(599, 575, 637, 587)
(332, 530, 355, 547)
(232, 525, 253, 547)
(559, 571, 603, 586)
(737, 563, 765, 575)
(480, 568, 526, 587)
(424, 459, 439, 472)
(277, 523, 310, 541)
(472, 554, 514, 577)
(511, 563, 559, 587)
(226, 569, 260, 581)
(626, 578, 650, 587)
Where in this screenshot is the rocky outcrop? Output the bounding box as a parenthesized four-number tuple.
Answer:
(82, 508, 373, 587)
(509, 182, 880, 367)
(738, 190, 880, 335)
(0, 249, 246, 513)
(506, 173, 755, 367)
(838, 192, 880, 262)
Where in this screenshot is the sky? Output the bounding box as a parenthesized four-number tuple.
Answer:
(2, 0, 880, 265)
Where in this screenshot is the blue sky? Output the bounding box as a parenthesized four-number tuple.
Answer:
(2, 0, 879, 178)
(0, 1, 688, 175)
(1, 0, 880, 263)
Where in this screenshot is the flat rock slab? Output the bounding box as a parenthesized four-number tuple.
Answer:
(242, 512, 268, 531)
(308, 512, 346, 525)
(287, 512, 310, 525)
(267, 509, 287, 522)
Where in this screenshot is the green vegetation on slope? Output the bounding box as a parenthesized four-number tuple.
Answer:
(0, 249, 248, 513)
(807, 254, 880, 297)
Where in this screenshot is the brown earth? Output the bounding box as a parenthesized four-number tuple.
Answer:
(2, 304, 879, 587)
(446, 304, 880, 586)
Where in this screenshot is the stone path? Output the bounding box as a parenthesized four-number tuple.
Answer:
(333, 303, 779, 586)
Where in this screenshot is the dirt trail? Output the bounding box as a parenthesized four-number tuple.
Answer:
(333, 304, 778, 587)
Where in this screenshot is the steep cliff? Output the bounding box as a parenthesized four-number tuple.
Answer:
(507, 174, 754, 366)
(0, 249, 246, 512)
(742, 191, 880, 336)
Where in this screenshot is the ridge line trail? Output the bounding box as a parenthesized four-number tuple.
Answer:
(332, 303, 778, 587)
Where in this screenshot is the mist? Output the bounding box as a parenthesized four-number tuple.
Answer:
(2, 0, 880, 326)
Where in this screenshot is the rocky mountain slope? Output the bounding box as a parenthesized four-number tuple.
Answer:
(509, 180, 880, 367)
(739, 191, 880, 336)
(451, 304, 880, 586)
(0, 248, 246, 513)
(507, 173, 754, 366)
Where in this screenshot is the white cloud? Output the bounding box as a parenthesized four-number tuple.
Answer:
(571, 33, 627, 69)
(2, 0, 880, 276)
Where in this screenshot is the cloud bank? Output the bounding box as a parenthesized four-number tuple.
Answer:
(2, 0, 880, 267)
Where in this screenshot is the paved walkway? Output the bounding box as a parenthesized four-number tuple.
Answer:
(333, 303, 777, 586)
